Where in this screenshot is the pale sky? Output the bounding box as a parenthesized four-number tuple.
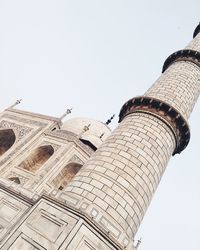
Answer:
(0, 1, 199, 250)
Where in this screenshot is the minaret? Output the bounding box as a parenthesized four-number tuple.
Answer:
(63, 24, 200, 249)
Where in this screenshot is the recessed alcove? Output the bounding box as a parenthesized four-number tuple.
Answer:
(19, 145, 54, 173)
(0, 129, 16, 156)
(52, 162, 83, 189)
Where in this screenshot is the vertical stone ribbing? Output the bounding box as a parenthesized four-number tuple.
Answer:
(62, 25, 200, 249)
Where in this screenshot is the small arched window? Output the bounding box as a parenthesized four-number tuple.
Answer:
(9, 177, 20, 184)
(0, 129, 16, 156)
(19, 145, 54, 173)
(52, 162, 83, 189)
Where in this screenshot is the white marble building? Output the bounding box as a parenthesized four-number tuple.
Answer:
(0, 23, 199, 249)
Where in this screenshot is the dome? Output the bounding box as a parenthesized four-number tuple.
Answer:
(61, 117, 111, 148)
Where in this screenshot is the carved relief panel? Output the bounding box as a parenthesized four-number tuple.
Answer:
(1, 199, 78, 250)
(0, 190, 30, 245)
(1, 198, 116, 250)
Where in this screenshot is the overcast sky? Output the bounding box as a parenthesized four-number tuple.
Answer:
(0, 1, 199, 250)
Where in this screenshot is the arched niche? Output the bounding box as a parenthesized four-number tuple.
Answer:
(9, 177, 20, 184)
(0, 129, 16, 156)
(19, 145, 54, 173)
(52, 162, 83, 190)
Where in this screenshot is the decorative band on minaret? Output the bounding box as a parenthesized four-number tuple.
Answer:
(162, 49, 200, 72)
(119, 96, 190, 155)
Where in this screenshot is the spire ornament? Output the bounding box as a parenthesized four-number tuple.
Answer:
(9, 99, 22, 109)
(79, 124, 91, 138)
(106, 114, 115, 125)
(60, 108, 72, 120)
(135, 238, 142, 249)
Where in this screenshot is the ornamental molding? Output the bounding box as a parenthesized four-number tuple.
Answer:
(119, 96, 190, 155)
(162, 49, 200, 72)
(0, 120, 32, 142)
(2, 114, 47, 127)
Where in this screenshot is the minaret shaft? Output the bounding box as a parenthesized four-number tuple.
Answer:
(145, 61, 200, 120)
(65, 112, 175, 242)
(63, 27, 200, 249)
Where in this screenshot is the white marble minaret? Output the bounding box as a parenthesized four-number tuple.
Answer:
(0, 24, 199, 250)
(62, 23, 200, 249)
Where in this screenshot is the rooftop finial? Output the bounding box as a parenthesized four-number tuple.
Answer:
(60, 108, 72, 120)
(106, 114, 115, 125)
(9, 99, 22, 109)
(79, 124, 91, 138)
(100, 133, 104, 139)
(135, 238, 142, 249)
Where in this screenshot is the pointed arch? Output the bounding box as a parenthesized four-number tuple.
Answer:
(52, 162, 83, 189)
(9, 177, 20, 184)
(0, 129, 16, 156)
(19, 145, 54, 173)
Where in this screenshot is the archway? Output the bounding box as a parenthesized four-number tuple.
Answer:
(52, 162, 83, 190)
(19, 145, 54, 173)
(0, 129, 16, 156)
